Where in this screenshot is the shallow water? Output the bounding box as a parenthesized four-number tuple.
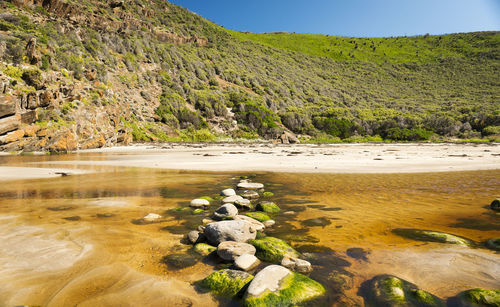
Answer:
(0, 154, 499, 306)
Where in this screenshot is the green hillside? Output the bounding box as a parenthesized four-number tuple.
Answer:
(0, 0, 499, 151)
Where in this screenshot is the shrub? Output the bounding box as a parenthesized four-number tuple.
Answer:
(385, 128, 433, 141)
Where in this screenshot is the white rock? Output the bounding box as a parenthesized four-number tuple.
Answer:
(143, 213, 162, 222)
(204, 220, 257, 245)
(237, 182, 264, 190)
(190, 198, 210, 208)
(217, 241, 256, 261)
(234, 254, 260, 271)
(221, 188, 236, 196)
(234, 215, 265, 232)
(246, 265, 292, 296)
(234, 198, 252, 210)
(222, 195, 244, 204)
(213, 204, 238, 220)
(281, 257, 312, 273)
(263, 220, 276, 227)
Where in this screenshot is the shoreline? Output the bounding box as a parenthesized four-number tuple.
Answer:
(0, 143, 499, 180)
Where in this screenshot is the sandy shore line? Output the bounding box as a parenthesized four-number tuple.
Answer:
(1, 143, 498, 180)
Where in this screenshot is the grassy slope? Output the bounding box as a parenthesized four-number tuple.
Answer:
(1, 0, 499, 143)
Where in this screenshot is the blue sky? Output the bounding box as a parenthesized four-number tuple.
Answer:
(169, 0, 500, 37)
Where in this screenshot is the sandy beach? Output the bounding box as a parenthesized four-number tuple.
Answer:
(1, 143, 499, 180)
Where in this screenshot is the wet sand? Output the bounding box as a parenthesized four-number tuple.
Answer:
(0, 143, 499, 180)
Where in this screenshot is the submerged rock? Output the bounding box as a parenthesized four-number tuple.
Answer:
(393, 228, 474, 247)
(256, 201, 280, 213)
(243, 265, 325, 306)
(237, 182, 264, 190)
(221, 188, 236, 197)
(250, 237, 300, 263)
(204, 220, 257, 245)
(162, 254, 198, 270)
(213, 204, 238, 220)
(262, 192, 274, 198)
(190, 198, 210, 208)
(262, 220, 275, 228)
(301, 217, 331, 227)
(281, 256, 312, 273)
(217, 241, 256, 261)
(490, 199, 500, 212)
(486, 238, 500, 251)
(199, 269, 254, 298)
(193, 243, 217, 256)
(235, 254, 260, 271)
(244, 212, 272, 222)
(365, 275, 443, 307)
(456, 288, 500, 307)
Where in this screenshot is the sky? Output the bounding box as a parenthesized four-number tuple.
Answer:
(168, 0, 500, 37)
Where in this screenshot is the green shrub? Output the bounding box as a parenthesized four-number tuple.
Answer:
(385, 128, 433, 141)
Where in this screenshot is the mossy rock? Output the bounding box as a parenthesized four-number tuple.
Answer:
(366, 275, 444, 307)
(193, 243, 217, 256)
(262, 192, 274, 197)
(199, 269, 254, 298)
(243, 268, 326, 307)
(256, 202, 280, 213)
(199, 196, 215, 202)
(250, 237, 300, 263)
(244, 212, 271, 222)
(486, 238, 500, 251)
(457, 288, 500, 307)
(192, 208, 205, 215)
(393, 228, 474, 247)
(490, 199, 500, 212)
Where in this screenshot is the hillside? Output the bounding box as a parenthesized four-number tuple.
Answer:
(0, 0, 499, 152)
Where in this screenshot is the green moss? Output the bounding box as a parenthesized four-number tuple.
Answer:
(192, 208, 205, 215)
(244, 272, 325, 307)
(459, 288, 500, 307)
(244, 212, 271, 222)
(392, 228, 473, 247)
(198, 196, 214, 202)
(192, 243, 216, 256)
(199, 269, 254, 298)
(369, 275, 444, 307)
(249, 237, 300, 263)
(256, 202, 280, 213)
(262, 192, 274, 197)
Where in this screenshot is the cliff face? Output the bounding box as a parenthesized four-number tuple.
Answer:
(0, 0, 498, 152)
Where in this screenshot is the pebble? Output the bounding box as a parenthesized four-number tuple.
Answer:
(190, 198, 210, 208)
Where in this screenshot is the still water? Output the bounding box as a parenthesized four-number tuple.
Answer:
(0, 154, 498, 306)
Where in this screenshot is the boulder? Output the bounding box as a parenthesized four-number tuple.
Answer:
(162, 254, 198, 270)
(256, 201, 281, 213)
(365, 275, 444, 307)
(234, 198, 253, 210)
(241, 190, 260, 200)
(190, 198, 210, 208)
(250, 237, 300, 263)
(456, 288, 500, 307)
(244, 212, 272, 223)
(490, 199, 500, 212)
(193, 243, 216, 256)
(234, 215, 265, 232)
(486, 238, 500, 251)
(204, 220, 257, 245)
(213, 204, 238, 220)
(221, 188, 236, 196)
(281, 257, 312, 273)
(0, 114, 20, 135)
(234, 254, 260, 271)
(237, 182, 264, 190)
(199, 269, 254, 298)
(222, 195, 244, 204)
(243, 265, 325, 306)
(393, 229, 474, 247)
(217, 241, 256, 261)
(187, 230, 205, 244)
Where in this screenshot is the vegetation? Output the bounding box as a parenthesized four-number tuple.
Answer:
(1, 0, 498, 143)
